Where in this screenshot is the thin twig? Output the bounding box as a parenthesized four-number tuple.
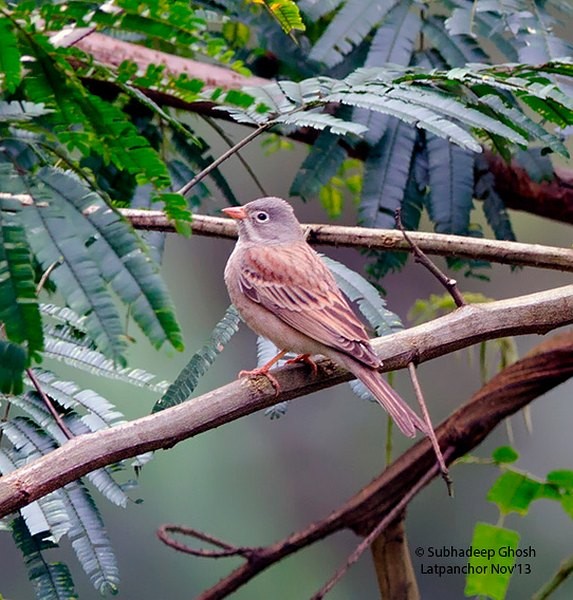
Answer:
(177, 124, 270, 197)
(119, 208, 573, 273)
(202, 116, 267, 197)
(157, 524, 255, 559)
(408, 363, 453, 496)
(26, 369, 73, 440)
(310, 448, 454, 600)
(36, 260, 61, 295)
(395, 209, 465, 307)
(533, 553, 573, 600)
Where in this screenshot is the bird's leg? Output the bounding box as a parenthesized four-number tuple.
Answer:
(238, 350, 288, 395)
(285, 353, 318, 376)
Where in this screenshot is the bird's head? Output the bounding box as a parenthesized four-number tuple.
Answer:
(222, 197, 304, 245)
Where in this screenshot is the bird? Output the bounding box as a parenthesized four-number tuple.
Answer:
(222, 197, 428, 438)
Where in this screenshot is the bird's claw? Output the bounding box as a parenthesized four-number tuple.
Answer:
(285, 353, 318, 376)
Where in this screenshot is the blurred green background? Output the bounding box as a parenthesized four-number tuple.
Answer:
(1, 123, 572, 599)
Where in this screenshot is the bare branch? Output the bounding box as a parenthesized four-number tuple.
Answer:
(0, 285, 571, 519)
(484, 150, 573, 225)
(310, 455, 450, 600)
(395, 208, 465, 308)
(121, 208, 573, 273)
(72, 31, 268, 89)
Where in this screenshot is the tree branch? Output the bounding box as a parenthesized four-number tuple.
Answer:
(0, 285, 571, 518)
(121, 208, 573, 273)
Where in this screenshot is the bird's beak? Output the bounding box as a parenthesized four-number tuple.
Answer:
(222, 206, 247, 220)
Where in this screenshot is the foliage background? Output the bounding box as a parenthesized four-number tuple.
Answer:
(1, 0, 573, 598)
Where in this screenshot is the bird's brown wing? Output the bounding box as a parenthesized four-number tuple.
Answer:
(238, 243, 380, 368)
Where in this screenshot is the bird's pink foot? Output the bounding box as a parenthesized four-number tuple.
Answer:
(285, 353, 318, 376)
(238, 367, 281, 396)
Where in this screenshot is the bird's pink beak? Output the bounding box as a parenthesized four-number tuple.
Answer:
(222, 206, 247, 220)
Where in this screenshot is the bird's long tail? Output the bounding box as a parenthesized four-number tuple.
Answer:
(343, 359, 429, 438)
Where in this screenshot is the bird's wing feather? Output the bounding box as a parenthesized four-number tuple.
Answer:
(238, 244, 380, 368)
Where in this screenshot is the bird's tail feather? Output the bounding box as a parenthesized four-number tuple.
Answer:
(348, 362, 429, 438)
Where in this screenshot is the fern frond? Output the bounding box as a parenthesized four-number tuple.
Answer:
(309, 0, 396, 67)
(290, 130, 348, 201)
(423, 16, 488, 66)
(37, 167, 183, 352)
(360, 117, 417, 228)
(227, 62, 573, 154)
(1, 418, 72, 542)
(426, 135, 474, 234)
(365, 147, 426, 279)
(275, 109, 367, 135)
(11, 516, 78, 600)
(40, 304, 87, 331)
(0, 206, 43, 360)
(13, 381, 131, 508)
(44, 336, 169, 392)
(0, 101, 51, 122)
(353, 2, 421, 144)
(59, 480, 119, 595)
(253, 0, 306, 35)
(0, 339, 27, 395)
(475, 156, 516, 241)
(0, 17, 22, 93)
(153, 305, 240, 412)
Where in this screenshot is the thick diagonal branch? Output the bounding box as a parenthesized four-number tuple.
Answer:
(0, 285, 571, 518)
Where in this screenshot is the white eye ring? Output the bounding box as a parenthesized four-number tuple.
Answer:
(254, 211, 269, 223)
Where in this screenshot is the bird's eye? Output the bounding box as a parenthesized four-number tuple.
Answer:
(254, 211, 269, 223)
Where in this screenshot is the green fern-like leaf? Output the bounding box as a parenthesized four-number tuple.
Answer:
(20, 33, 171, 189)
(0, 339, 27, 394)
(475, 156, 516, 242)
(0, 207, 43, 360)
(423, 16, 488, 67)
(153, 304, 241, 412)
(1, 417, 73, 540)
(44, 334, 169, 392)
(11, 385, 130, 508)
(20, 178, 128, 364)
(275, 109, 367, 135)
(353, 2, 421, 144)
(11, 516, 78, 600)
(360, 117, 417, 228)
(309, 0, 396, 67)
(0, 17, 22, 93)
(426, 134, 474, 234)
(37, 167, 183, 352)
(0, 163, 183, 363)
(290, 130, 349, 201)
(365, 144, 427, 279)
(255, 0, 306, 35)
(59, 480, 119, 595)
